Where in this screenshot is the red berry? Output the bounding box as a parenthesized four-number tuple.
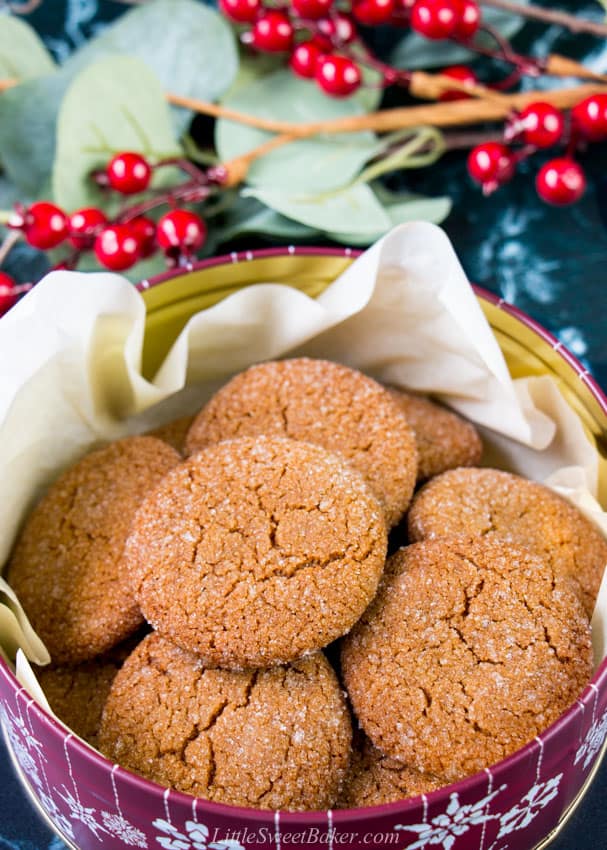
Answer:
(251, 11, 294, 52)
(10, 202, 69, 250)
(68, 207, 108, 249)
(352, 0, 395, 26)
(94, 225, 141, 271)
(156, 210, 207, 256)
(467, 142, 516, 192)
(106, 152, 152, 195)
(129, 216, 158, 258)
(516, 102, 564, 148)
(315, 54, 362, 97)
(410, 0, 458, 40)
(219, 0, 261, 23)
(438, 65, 477, 101)
(289, 41, 324, 78)
(316, 13, 357, 48)
(0, 272, 18, 317)
(291, 0, 333, 19)
(572, 94, 607, 142)
(536, 158, 586, 206)
(452, 0, 480, 40)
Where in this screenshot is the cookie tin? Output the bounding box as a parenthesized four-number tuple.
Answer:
(1, 247, 606, 850)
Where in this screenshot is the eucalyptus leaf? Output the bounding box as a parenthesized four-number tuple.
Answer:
(330, 191, 452, 245)
(216, 196, 320, 244)
(216, 70, 378, 194)
(390, 2, 528, 70)
(52, 56, 181, 212)
(0, 16, 56, 80)
(63, 0, 238, 133)
(243, 183, 391, 234)
(0, 72, 68, 196)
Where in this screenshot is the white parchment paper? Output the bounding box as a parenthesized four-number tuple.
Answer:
(0, 222, 605, 681)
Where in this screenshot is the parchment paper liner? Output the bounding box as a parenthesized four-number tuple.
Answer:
(0, 223, 604, 709)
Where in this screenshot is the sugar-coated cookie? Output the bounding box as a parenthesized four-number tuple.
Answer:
(8, 437, 180, 663)
(128, 435, 387, 668)
(341, 537, 592, 782)
(147, 415, 195, 456)
(99, 634, 352, 811)
(338, 735, 443, 809)
(386, 388, 482, 481)
(408, 466, 607, 616)
(185, 358, 418, 526)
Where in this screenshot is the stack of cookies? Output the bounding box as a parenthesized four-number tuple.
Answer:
(6, 358, 604, 811)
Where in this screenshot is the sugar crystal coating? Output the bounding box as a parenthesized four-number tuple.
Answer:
(341, 537, 592, 782)
(408, 466, 607, 616)
(99, 633, 352, 811)
(128, 435, 388, 668)
(185, 358, 418, 527)
(7, 436, 180, 663)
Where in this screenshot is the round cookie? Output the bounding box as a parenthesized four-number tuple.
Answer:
(98, 633, 352, 810)
(338, 735, 443, 809)
(341, 537, 592, 783)
(147, 415, 195, 456)
(407, 466, 607, 616)
(128, 435, 387, 668)
(386, 388, 482, 481)
(185, 358, 418, 527)
(8, 436, 180, 664)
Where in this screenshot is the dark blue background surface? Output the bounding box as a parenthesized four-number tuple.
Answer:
(1, 1, 606, 847)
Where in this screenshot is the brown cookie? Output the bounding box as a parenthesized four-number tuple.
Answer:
(185, 358, 418, 526)
(8, 437, 180, 664)
(128, 435, 387, 668)
(341, 537, 592, 783)
(338, 735, 443, 809)
(407, 466, 607, 616)
(386, 388, 482, 481)
(98, 633, 352, 810)
(147, 415, 195, 456)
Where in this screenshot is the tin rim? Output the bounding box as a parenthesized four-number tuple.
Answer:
(0, 244, 606, 828)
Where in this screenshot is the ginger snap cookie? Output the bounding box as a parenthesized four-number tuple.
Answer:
(147, 415, 195, 455)
(338, 735, 443, 809)
(341, 537, 592, 782)
(8, 437, 180, 664)
(99, 633, 352, 810)
(407, 466, 607, 616)
(128, 435, 387, 668)
(386, 388, 482, 481)
(185, 358, 418, 526)
(35, 629, 149, 747)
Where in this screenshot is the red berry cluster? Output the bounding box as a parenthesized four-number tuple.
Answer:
(0, 271, 32, 318)
(220, 0, 481, 97)
(7, 152, 209, 272)
(467, 93, 607, 205)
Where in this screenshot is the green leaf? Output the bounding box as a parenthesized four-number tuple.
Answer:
(0, 72, 67, 196)
(216, 195, 321, 244)
(216, 70, 378, 193)
(243, 183, 391, 234)
(390, 2, 528, 70)
(63, 0, 238, 132)
(0, 16, 56, 80)
(52, 56, 181, 212)
(329, 189, 452, 245)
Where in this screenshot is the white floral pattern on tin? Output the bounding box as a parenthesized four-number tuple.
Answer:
(394, 788, 503, 850)
(103, 811, 148, 847)
(57, 785, 107, 840)
(496, 774, 563, 839)
(574, 708, 607, 770)
(0, 703, 46, 759)
(154, 819, 245, 850)
(38, 790, 76, 841)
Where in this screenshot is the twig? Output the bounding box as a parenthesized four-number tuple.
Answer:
(0, 230, 21, 266)
(4, 0, 44, 13)
(479, 0, 607, 38)
(220, 82, 607, 185)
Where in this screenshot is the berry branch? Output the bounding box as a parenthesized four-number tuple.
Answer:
(479, 0, 607, 38)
